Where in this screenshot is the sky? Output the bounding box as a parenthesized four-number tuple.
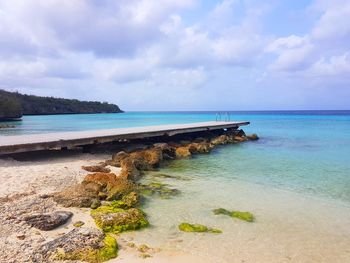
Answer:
(0, 0, 349, 111)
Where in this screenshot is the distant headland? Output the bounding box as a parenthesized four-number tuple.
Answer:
(0, 89, 123, 121)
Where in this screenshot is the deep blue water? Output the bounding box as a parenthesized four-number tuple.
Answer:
(1, 111, 350, 203)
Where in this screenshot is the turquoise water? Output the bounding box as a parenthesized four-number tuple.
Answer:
(1, 111, 350, 203)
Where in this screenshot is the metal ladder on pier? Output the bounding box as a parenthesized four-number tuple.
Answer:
(215, 112, 231, 122)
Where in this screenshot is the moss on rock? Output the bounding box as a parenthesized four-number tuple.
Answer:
(91, 204, 149, 233)
(53, 234, 118, 263)
(213, 208, 254, 222)
(178, 223, 222, 233)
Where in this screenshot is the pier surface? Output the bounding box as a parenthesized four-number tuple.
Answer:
(0, 121, 249, 155)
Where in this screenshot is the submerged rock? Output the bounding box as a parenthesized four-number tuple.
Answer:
(32, 227, 118, 263)
(151, 173, 191, 181)
(23, 211, 73, 231)
(91, 205, 149, 233)
(213, 208, 255, 222)
(247, 133, 259, 141)
(178, 223, 222, 233)
(138, 182, 180, 199)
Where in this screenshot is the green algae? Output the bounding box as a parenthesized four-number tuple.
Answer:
(98, 235, 118, 261)
(213, 208, 255, 222)
(53, 234, 118, 263)
(91, 203, 149, 233)
(178, 223, 222, 233)
(106, 191, 140, 209)
(73, 221, 85, 227)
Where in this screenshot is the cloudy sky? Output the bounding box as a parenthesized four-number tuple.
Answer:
(0, 0, 349, 110)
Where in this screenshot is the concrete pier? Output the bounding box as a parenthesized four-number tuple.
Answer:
(0, 121, 249, 155)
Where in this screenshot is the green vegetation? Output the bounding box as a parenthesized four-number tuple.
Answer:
(178, 222, 222, 233)
(53, 234, 118, 263)
(213, 208, 255, 222)
(0, 91, 22, 120)
(0, 89, 122, 121)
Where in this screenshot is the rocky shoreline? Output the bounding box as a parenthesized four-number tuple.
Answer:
(0, 128, 258, 262)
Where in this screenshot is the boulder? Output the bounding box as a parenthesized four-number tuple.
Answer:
(119, 158, 140, 180)
(111, 151, 129, 167)
(247, 134, 259, 141)
(23, 211, 73, 231)
(31, 227, 118, 263)
(211, 135, 229, 145)
(175, 146, 191, 158)
(233, 136, 248, 142)
(53, 183, 102, 208)
(188, 142, 211, 154)
(83, 172, 118, 187)
(91, 206, 149, 233)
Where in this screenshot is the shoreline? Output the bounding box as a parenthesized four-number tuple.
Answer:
(0, 128, 258, 262)
(1, 128, 350, 262)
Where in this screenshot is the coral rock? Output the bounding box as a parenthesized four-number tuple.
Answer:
(175, 147, 191, 158)
(32, 227, 118, 263)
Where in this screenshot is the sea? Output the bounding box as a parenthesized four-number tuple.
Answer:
(1, 111, 350, 262)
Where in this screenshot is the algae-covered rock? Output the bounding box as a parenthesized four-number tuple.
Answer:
(188, 142, 212, 154)
(175, 146, 191, 158)
(106, 179, 136, 201)
(178, 223, 222, 233)
(121, 191, 139, 208)
(32, 227, 118, 263)
(91, 205, 149, 233)
(108, 192, 139, 209)
(211, 135, 229, 145)
(138, 182, 180, 199)
(231, 211, 254, 222)
(213, 208, 254, 222)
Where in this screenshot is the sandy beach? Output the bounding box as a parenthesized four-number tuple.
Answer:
(0, 150, 214, 263)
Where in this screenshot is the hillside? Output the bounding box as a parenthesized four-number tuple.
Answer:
(0, 89, 123, 120)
